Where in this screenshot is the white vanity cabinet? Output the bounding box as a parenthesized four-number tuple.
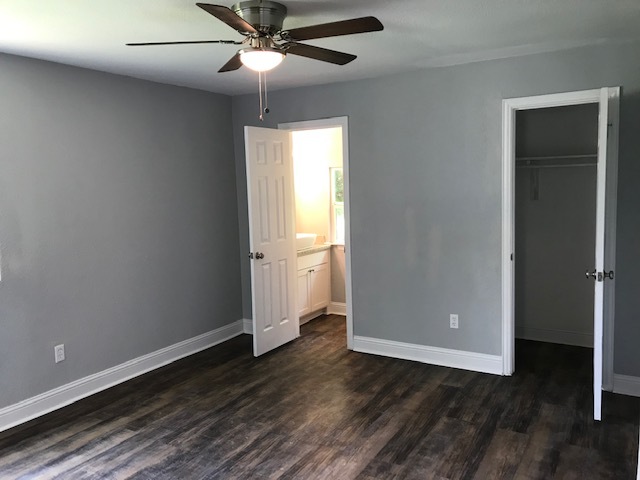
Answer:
(297, 249, 330, 319)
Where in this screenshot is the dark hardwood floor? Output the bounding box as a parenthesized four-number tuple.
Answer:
(0, 315, 637, 479)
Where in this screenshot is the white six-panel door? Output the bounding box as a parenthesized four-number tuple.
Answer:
(244, 126, 299, 356)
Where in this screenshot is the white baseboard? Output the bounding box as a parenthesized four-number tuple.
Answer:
(613, 374, 640, 397)
(515, 326, 593, 348)
(0, 319, 244, 434)
(327, 302, 347, 316)
(243, 318, 253, 335)
(353, 336, 503, 375)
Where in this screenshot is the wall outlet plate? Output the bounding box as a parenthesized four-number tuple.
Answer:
(450, 314, 459, 329)
(54, 344, 65, 363)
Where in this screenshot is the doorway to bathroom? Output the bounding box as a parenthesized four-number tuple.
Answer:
(279, 117, 353, 348)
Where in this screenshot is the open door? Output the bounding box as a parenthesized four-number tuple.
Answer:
(591, 86, 620, 420)
(244, 126, 299, 357)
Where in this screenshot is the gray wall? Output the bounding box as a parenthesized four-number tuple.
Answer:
(232, 40, 640, 375)
(0, 53, 242, 409)
(515, 105, 598, 345)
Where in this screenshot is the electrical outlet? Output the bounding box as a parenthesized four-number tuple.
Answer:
(450, 314, 459, 329)
(54, 344, 65, 363)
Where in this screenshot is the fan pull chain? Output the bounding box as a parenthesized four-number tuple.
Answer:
(257, 71, 270, 121)
(264, 73, 269, 114)
(258, 71, 264, 121)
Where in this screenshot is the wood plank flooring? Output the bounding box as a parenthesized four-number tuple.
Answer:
(0, 315, 637, 479)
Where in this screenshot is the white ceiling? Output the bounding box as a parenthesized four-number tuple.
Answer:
(1, 0, 639, 96)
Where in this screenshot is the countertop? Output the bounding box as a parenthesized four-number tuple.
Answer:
(297, 244, 332, 257)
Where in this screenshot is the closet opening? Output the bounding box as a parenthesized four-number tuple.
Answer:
(502, 87, 620, 421)
(515, 104, 599, 351)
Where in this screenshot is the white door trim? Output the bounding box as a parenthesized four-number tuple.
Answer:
(278, 117, 354, 349)
(501, 89, 618, 388)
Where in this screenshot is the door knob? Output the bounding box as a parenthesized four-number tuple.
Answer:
(586, 269, 614, 281)
(255, 252, 265, 260)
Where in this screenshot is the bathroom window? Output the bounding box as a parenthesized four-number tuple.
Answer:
(331, 167, 345, 244)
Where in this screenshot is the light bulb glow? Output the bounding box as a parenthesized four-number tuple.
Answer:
(240, 49, 284, 72)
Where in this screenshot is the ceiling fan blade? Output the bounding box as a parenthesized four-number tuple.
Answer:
(218, 52, 243, 72)
(126, 40, 241, 46)
(283, 16, 383, 41)
(284, 43, 356, 65)
(196, 3, 258, 34)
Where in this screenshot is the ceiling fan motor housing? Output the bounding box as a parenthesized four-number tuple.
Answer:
(232, 1, 287, 34)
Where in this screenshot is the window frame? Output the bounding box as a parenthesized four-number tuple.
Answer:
(330, 167, 345, 244)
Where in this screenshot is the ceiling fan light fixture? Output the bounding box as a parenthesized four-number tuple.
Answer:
(239, 48, 285, 72)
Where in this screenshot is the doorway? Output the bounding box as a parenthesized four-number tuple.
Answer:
(502, 87, 620, 421)
(514, 104, 599, 347)
(279, 117, 353, 349)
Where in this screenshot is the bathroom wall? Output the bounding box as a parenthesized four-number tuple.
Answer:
(292, 127, 342, 241)
(331, 245, 347, 304)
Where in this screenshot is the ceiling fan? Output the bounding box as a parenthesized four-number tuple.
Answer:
(127, 1, 384, 73)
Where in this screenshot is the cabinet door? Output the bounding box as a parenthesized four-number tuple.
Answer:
(310, 263, 330, 312)
(297, 269, 311, 317)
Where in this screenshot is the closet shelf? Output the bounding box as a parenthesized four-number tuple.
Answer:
(516, 154, 597, 169)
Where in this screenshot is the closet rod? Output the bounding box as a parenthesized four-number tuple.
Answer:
(516, 163, 596, 169)
(516, 154, 597, 169)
